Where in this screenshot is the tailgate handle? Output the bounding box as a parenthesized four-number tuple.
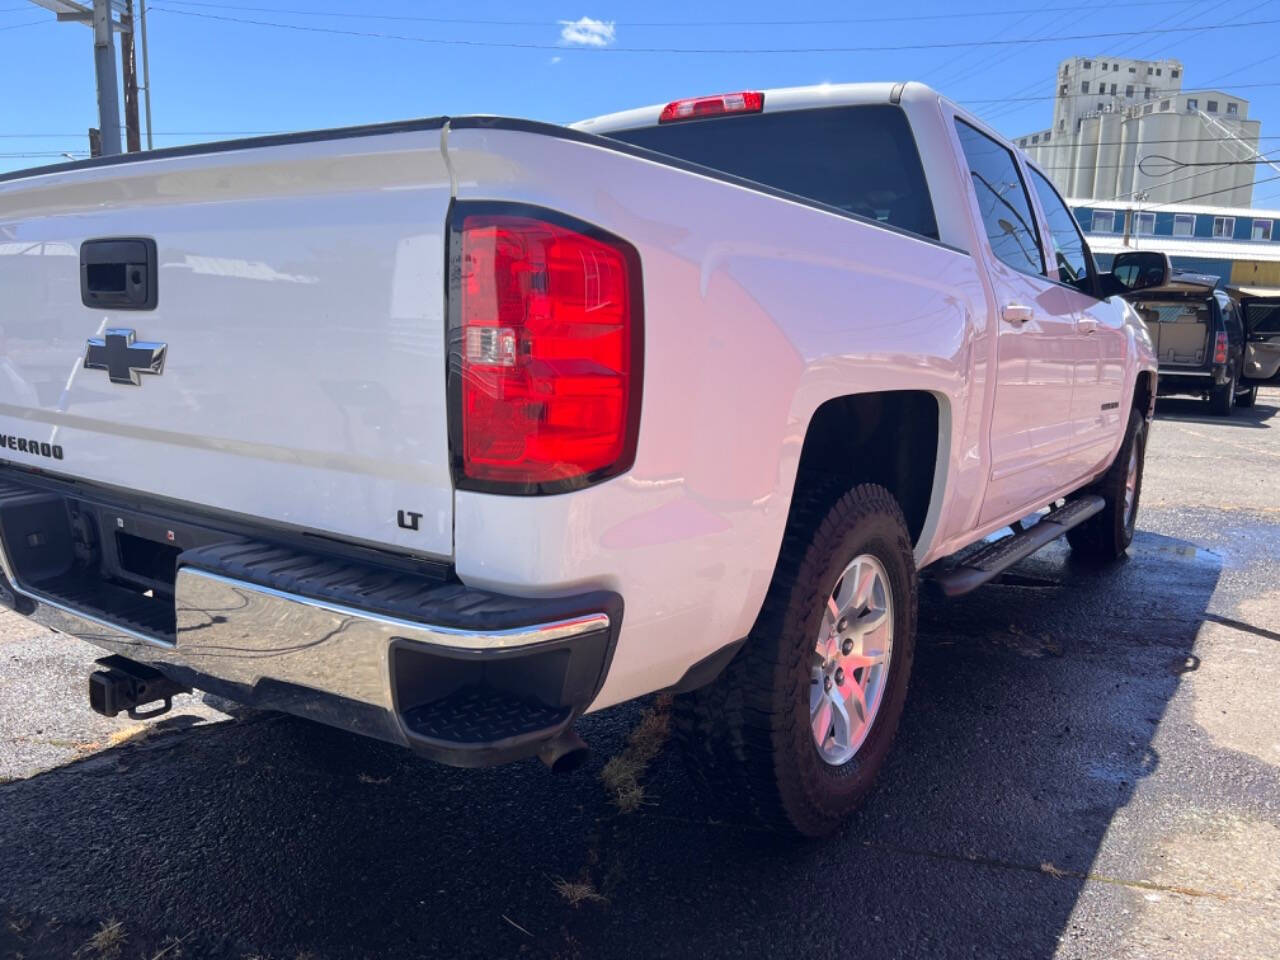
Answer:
(81, 237, 158, 310)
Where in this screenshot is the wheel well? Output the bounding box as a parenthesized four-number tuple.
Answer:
(1133, 370, 1154, 418)
(790, 392, 940, 546)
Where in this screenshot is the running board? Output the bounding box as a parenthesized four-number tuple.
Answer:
(930, 496, 1106, 598)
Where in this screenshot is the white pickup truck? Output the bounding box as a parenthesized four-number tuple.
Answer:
(0, 83, 1157, 836)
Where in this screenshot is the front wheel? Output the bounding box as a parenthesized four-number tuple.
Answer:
(1067, 406, 1146, 562)
(672, 483, 917, 837)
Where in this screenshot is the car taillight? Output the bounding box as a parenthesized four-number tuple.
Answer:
(1214, 331, 1228, 364)
(658, 91, 764, 124)
(450, 205, 642, 493)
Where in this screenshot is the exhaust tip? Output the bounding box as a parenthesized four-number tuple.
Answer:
(539, 727, 589, 774)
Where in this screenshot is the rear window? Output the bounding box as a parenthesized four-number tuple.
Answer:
(607, 105, 939, 241)
(1131, 300, 1212, 327)
(1245, 302, 1280, 334)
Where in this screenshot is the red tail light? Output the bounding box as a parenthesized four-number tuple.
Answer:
(658, 91, 764, 124)
(1214, 331, 1228, 364)
(451, 205, 642, 493)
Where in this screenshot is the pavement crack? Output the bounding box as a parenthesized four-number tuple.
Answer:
(858, 840, 1270, 905)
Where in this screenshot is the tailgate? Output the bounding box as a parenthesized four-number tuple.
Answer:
(0, 127, 455, 558)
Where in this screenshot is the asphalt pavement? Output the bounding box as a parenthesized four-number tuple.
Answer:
(2, 390, 1278, 960)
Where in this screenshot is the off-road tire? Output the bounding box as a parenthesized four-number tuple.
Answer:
(672, 483, 917, 838)
(1237, 384, 1258, 409)
(1209, 373, 1237, 416)
(1067, 406, 1146, 561)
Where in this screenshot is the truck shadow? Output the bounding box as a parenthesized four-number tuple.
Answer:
(1154, 394, 1278, 428)
(0, 531, 1240, 959)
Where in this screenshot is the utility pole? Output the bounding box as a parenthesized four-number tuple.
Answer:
(91, 0, 122, 155)
(29, 0, 130, 157)
(121, 0, 140, 152)
(138, 0, 152, 150)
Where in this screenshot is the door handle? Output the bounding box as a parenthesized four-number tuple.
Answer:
(1002, 303, 1033, 325)
(1077, 317, 1099, 335)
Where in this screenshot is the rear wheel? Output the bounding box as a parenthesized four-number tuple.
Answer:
(1237, 383, 1258, 409)
(1067, 406, 1146, 562)
(1209, 373, 1237, 416)
(672, 483, 917, 837)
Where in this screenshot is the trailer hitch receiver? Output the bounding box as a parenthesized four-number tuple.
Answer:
(89, 655, 190, 720)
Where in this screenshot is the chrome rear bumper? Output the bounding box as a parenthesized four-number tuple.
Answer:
(0, 474, 619, 765)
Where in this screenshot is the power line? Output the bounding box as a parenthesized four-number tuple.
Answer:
(1148, 171, 1280, 208)
(153, 0, 1207, 28)
(146, 6, 1280, 54)
(1021, 134, 1280, 151)
(0, 17, 51, 31)
(967, 79, 1280, 105)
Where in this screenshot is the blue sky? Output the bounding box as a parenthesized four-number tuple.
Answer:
(2, 0, 1279, 203)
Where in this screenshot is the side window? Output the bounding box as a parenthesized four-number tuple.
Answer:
(1027, 167, 1096, 296)
(954, 120, 1044, 275)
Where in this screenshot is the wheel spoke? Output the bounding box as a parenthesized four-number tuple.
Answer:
(852, 562, 877, 610)
(855, 605, 888, 636)
(829, 693, 854, 749)
(811, 694, 834, 747)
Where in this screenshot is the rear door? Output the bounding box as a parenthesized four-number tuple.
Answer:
(1242, 297, 1280, 382)
(0, 129, 455, 558)
(1024, 166, 1127, 473)
(952, 120, 1080, 525)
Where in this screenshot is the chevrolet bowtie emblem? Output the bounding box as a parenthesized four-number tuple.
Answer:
(84, 328, 167, 386)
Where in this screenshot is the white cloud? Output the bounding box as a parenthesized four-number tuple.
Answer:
(559, 16, 616, 47)
(549, 55, 563, 64)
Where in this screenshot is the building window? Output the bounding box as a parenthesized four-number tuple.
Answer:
(1156, 68, 1162, 76)
(1032, 134, 1040, 144)
(1160, 100, 1170, 111)
(1058, 119, 1066, 131)
(1043, 132, 1051, 142)
(1110, 83, 1118, 95)
(1213, 216, 1235, 238)
(1173, 214, 1194, 237)
(1083, 60, 1093, 68)
(1187, 98, 1198, 112)
(1101, 62, 1107, 70)
(1207, 100, 1219, 112)
(1060, 83, 1068, 96)
(1171, 69, 1180, 79)
(1143, 104, 1153, 115)
(1098, 103, 1105, 112)
(1227, 102, 1238, 115)
(1253, 219, 1273, 241)
(1144, 87, 1152, 98)
(1092, 210, 1116, 233)
(1126, 85, 1135, 97)
(1136, 212, 1156, 235)
(1147, 66, 1153, 75)
(1082, 81, 1090, 94)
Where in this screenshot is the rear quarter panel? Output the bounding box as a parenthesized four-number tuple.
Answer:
(444, 124, 989, 706)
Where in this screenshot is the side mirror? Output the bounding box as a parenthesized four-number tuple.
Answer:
(1111, 251, 1171, 292)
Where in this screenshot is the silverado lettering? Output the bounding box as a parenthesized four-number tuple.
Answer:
(0, 435, 63, 460)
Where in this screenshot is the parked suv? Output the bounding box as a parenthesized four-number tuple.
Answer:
(1123, 273, 1254, 415)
